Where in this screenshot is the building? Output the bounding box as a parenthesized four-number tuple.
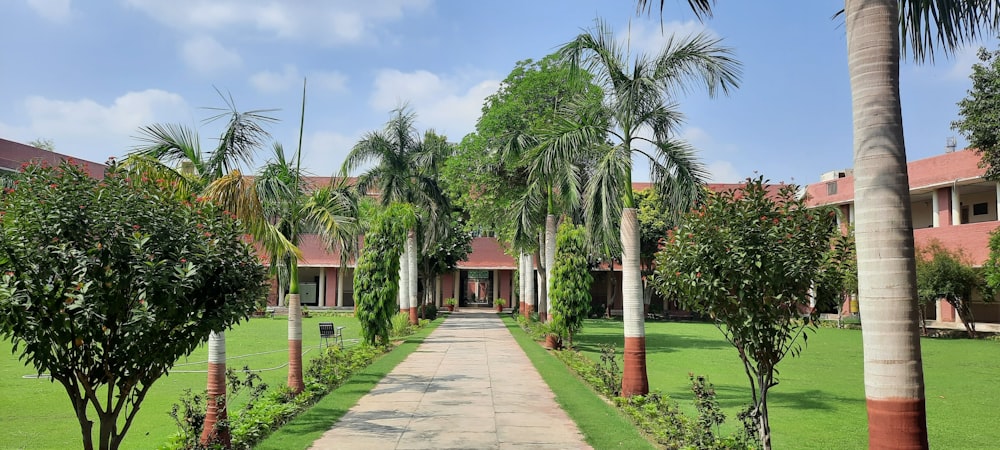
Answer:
(804, 148, 1000, 324)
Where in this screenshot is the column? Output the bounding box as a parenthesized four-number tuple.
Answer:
(318, 267, 327, 307)
(931, 191, 940, 227)
(995, 183, 1000, 221)
(453, 270, 460, 303)
(336, 268, 345, 307)
(493, 270, 500, 302)
(952, 185, 961, 225)
(435, 275, 442, 307)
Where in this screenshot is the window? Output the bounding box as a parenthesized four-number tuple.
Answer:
(826, 181, 837, 195)
(974, 202, 989, 216)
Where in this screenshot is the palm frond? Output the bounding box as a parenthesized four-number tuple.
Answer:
(203, 91, 278, 179)
(648, 139, 707, 220)
(636, 0, 715, 20)
(130, 123, 204, 173)
(653, 32, 741, 97)
(584, 145, 629, 257)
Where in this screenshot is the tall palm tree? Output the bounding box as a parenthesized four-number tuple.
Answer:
(556, 19, 739, 396)
(343, 107, 447, 324)
(127, 96, 292, 447)
(638, 1, 1000, 446)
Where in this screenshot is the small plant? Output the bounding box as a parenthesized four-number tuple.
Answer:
(444, 298, 458, 311)
(418, 303, 438, 321)
(390, 312, 413, 338)
(494, 298, 507, 307)
(597, 344, 622, 397)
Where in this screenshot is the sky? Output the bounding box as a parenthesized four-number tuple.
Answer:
(0, 0, 994, 185)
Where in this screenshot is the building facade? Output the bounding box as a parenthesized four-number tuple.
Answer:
(805, 148, 1000, 324)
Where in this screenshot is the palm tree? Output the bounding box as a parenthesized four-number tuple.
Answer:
(638, 1, 1000, 447)
(127, 96, 290, 447)
(343, 107, 447, 324)
(555, 19, 739, 396)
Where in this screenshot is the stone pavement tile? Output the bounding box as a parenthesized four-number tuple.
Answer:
(396, 431, 499, 450)
(309, 311, 592, 450)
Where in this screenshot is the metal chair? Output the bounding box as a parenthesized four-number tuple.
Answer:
(319, 322, 345, 348)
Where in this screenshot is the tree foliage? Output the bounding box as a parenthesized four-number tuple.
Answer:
(0, 160, 267, 450)
(916, 240, 982, 337)
(549, 221, 593, 345)
(353, 204, 414, 346)
(952, 46, 1000, 181)
(652, 176, 837, 447)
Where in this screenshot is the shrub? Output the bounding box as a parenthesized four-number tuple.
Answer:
(390, 312, 413, 338)
(418, 303, 438, 321)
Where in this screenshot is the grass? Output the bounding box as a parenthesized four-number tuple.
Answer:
(0, 314, 361, 450)
(502, 316, 656, 450)
(255, 318, 443, 449)
(569, 319, 1000, 450)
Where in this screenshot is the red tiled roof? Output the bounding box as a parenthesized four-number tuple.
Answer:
(458, 237, 516, 269)
(0, 138, 105, 178)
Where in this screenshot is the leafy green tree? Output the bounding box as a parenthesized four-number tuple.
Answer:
(639, 1, 1000, 445)
(554, 19, 740, 397)
(953, 46, 1000, 180)
(354, 204, 415, 345)
(815, 226, 859, 329)
(0, 160, 267, 450)
(653, 177, 837, 449)
(916, 241, 982, 338)
(344, 107, 449, 325)
(549, 221, 593, 346)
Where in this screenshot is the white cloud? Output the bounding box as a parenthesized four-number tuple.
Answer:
(123, 0, 432, 45)
(250, 65, 349, 94)
(370, 69, 499, 139)
(706, 160, 741, 183)
(0, 90, 189, 162)
(181, 35, 242, 74)
(621, 20, 718, 57)
(945, 45, 982, 81)
(302, 130, 357, 177)
(26, 0, 71, 22)
(250, 65, 299, 93)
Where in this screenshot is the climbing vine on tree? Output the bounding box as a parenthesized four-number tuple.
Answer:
(354, 203, 414, 345)
(549, 221, 593, 346)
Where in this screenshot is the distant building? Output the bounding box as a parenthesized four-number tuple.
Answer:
(805, 148, 1000, 324)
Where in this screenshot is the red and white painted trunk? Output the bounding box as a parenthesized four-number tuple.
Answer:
(526, 252, 536, 318)
(620, 208, 648, 396)
(287, 293, 304, 393)
(398, 247, 409, 315)
(542, 215, 556, 322)
(200, 331, 230, 447)
(407, 230, 419, 325)
(517, 252, 528, 317)
(846, 1, 928, 448)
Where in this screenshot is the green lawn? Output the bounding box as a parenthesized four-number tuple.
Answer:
(0, 314, 361, 450)
(570, 319, 1000, 450)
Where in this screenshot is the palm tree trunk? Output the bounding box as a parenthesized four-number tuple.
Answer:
(287, 292, 304, 393)
(621, 207, 648, 396)
(407, 229, 419, 325)
(399, 247, 409, 315)
(535, 250, 546, 320)
(200, 331, 231, 448)
(524, 252, 535, 318)
(846, 1, 928, 448)
(543, 215, 556, 322)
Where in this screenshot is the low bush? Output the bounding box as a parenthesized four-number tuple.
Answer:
(418, 303, 438, 321)
(390, 312, 413, 338)
(552, 344, 758, 449)
(164, 343, 387, 449)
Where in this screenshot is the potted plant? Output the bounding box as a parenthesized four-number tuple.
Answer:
(494, 298, 507, 312)
(540, 321, 564, 350)
(444, 298, 458, 312)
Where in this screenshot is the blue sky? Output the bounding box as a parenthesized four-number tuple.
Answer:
(0, 1, 991, 184)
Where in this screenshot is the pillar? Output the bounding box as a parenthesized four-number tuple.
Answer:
(318, 267, 327, 307)
(952, 185, 961, 225)
(336, 268, 345, 307)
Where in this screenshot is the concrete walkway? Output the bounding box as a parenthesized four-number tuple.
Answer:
(309, 310, 591, 450)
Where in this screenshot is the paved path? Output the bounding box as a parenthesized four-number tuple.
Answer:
(309, 310, 591, 450)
